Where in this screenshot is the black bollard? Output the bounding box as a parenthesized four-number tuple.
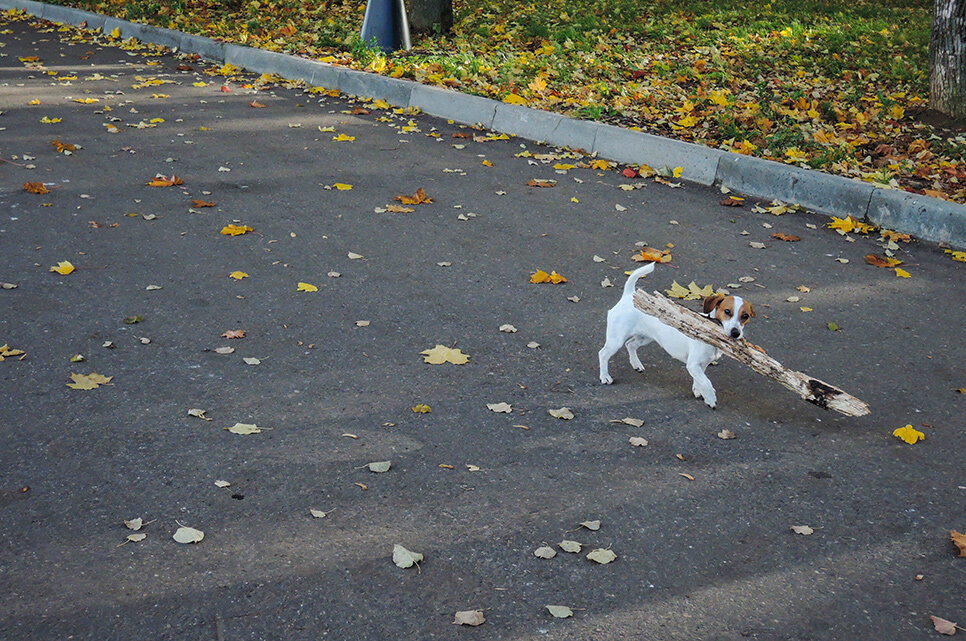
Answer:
(360, 0, 412, 53)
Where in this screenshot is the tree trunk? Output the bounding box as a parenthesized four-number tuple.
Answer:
(930, 0, 966, 118)
(407, 0, 453, 35)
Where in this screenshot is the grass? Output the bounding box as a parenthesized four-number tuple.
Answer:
(42, 0, 966, 202)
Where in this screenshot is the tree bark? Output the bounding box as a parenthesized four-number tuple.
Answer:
(406, 0, 453, 35)
(633, 290, 871, 417)
(930, 0, 966, 118)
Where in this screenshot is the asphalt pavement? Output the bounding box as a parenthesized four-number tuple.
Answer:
(1, 13, 964, 641)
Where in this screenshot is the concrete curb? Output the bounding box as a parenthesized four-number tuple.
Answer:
(4, 0, 965, 249)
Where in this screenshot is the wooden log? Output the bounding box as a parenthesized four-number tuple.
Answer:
(633, 289, 871, 417)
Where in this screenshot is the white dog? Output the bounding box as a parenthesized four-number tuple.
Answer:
(598, 263, 755, 408)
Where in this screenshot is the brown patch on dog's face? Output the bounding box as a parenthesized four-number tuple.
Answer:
(738, 302, 756, 324)
(712, 296, 738, 324)
(702, 294, 725, 315)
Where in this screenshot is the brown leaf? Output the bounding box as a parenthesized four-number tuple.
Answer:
(249, 100, 267, 108)
(23, 181, 50, 194)
(720, 196, 744, 207)
(395, 187, 433, 205)
(527, 179, 557, 188)
(452, 132, 472, 138)
(349, 106, 370, 115)
(864, 254, 902, 268)
(772, 233, 801, 242)
(386, 204, 414, 213)
(191, 199, 216, 208)
(952, 530, 966, 557)
(221, 329, 246, 339)
(622, 167, 638, 178)
(147, 175, 183, 187)
(931, 616, 957, 636)
(632, 247, 672, 263)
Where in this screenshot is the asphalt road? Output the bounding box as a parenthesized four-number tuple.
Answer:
(1, 13, 963, 641)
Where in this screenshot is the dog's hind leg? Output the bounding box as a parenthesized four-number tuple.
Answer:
(598, 334, 626, 384)
(625, 337, 651, 372)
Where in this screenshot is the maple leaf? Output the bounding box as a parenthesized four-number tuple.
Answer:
(332, 133, 355, 141)
(0, 345, 26, 361)
(772, 233, 801, 242)
(892, 424, 924, 444)
(23, 182, 50, 194)
(828, 216, 875, 234)
(864, 254, 902, 268)
(51, 140, 77, 153)
(221, 329, 246, 339)
(666, 281, 713, 300)
(191, 199, 216, 208)
(503, 93, 527, 105)
(229, 271, 249, 280)
(420, 344, 470, 365)
(66, 372, 112, 390)
(49, 261, 75, 275)
(530, 270, 567, 283)
(395, 188, 432, 205)
(221, 224, 253, 236)
(632, 247, 672, 263)
(147, 175, 183, 187)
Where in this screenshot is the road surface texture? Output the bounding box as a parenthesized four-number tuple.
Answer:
(1, 13, 963, 641)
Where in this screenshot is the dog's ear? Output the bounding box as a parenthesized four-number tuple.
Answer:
(745, 303, 756, 318)
(702, 294, 725, 315)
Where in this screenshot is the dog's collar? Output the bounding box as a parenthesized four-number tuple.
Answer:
(705, 312, 722, 326)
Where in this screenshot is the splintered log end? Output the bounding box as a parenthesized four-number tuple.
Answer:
(806, 378, 871, 417)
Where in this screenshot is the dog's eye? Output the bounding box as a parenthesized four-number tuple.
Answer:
(724, 309, 732, 316)
(741, 313, 749, 321)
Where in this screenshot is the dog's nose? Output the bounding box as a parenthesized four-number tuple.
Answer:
(730, 328, 741, 339)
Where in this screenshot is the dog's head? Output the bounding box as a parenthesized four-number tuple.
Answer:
(702, 294, 755, 340)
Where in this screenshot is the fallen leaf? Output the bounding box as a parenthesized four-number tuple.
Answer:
(548, 407, 574, 420)
(125, 533, 146, 543)
(586, 548, 618, 564)
(720, 196, 744, 207)
(392, 544, 423, 569)
(931, 616, 958, 636)
(893, 424, 924, 444)
(367, 461, 391, 473)
(229, 271, 249, 280)
(949, 530, 966, 557)
(679, 473, 695, 481)
(147, 174, 183, 187)
(332, 133, 355, 141)
(895, 267, 911, 278)
(499, 324, 517, 333)
(221, 224, 253, 236)
(124, 517, 144, 531)
(632, 247, 672, 263)
(332, 183, 353, 190)
(192, 199, 216, 208)
(49, 261, 75, 275)
(580, 520, 601, 531)
(421, 344, 470, 365)
(530, 270, 567, 284)
(187, 408, 211, 421)
(214, 346, 235, 354)
(411, 404, 431, 413)
(347, 252, 364, 260)
(790, 525, 814, 535)
(717, 429, 737, 440)
(827, 322, 842, 332)
(243, 357, 261, 365)
(453, 610, 486, 626)
(611, 417, 644, 427)
(214, 480, 231, 488)
(534, 546, 557, 559)
(395, 187, 433, 205)
(297, 282, 319, 292)
(865, 254, 902, 268)
(386, 204, 414, 213)
(601, 277, 614, 288)
(225, 422, 263, 435)
(546, 605, 574, 619)
(487, 402, 512, 413)
(787, 296, 801, 303)
(221, 330, 245, 339)
(123, 315, 143, 324)
(249, 100, 267, 108)
(309, 509, 328, 518)
(66, 372, 112, 390)
(559, 540, 582, 553)
(355, 320, 370, 327)
(527, 179, 557, 188)
(772, 233, 800, 242)
(629, 437, 649, 447)
(172, 525, 204, 544)
(527, 341, 540, 349)
(749, 241, 767, 249)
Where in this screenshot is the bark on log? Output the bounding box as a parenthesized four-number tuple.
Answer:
(633, 289, 871, 417)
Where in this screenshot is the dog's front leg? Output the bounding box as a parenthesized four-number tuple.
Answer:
(686, 360, 717, 409)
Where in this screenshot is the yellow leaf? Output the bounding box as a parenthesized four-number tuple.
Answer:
(531, 269, 550, 283)
(109, 27, 120, 38)
(590, 159, 614, 170)
(482, 159, 493, 167)
(149, 117, 164, 124)
(372, 99, 391, 109)
(675, 115, 699, 128)
(332, 133, 355, 141)
(892, 424, 924, 444)
(192, 81, 207, 87)
(570, 197, 579, 203)
(66, 372, 112, 390)
(229, 271, 249, 280)
(332, 183, 353, 190)
(672, 166, 683, 178)
(50, 261, 75, 275)
(527, 76, 547, 93)
(785, 147, 808, 161)
(554, 163, 575, 170)
(549, 271, 567, 283)
(411, 404, 432, 413)
(40, 116, 62, 124)
(503, 93, 527, 106)
(220, 224, 253, 236)
(944, 250, 966, 262)
(894, 267, 911, 278)
(420, 344, 470, 365)
(72, 98, 99, 104)
(297, 282, 318, 292)
(28, 98, 41, 105)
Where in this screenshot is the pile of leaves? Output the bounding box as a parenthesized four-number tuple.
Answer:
(41, 0, 964, 201)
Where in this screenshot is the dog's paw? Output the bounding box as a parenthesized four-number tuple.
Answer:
(600, 374, 613, 385)
(704, 395, 717, 409)
(633, 364, 645, 373)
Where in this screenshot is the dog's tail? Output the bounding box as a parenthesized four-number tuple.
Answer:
(622, 263, 656, 297)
